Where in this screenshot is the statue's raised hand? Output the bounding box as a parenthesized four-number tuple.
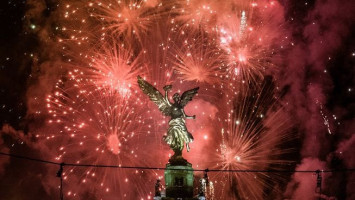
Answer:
(163, 85, 172, 91)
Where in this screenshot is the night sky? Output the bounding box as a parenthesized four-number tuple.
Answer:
(0, 0, 354, 199)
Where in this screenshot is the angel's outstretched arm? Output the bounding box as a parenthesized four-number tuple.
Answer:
(182, 109, 195, 119)
(163, 85, 172, 105)
(165, 90, 169, 103)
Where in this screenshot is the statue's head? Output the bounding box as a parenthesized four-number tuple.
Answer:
(173, 93, 180, 102)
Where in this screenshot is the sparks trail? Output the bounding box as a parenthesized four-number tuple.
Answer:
(216, 3, 287, 86)
(211, 77, 295, 199)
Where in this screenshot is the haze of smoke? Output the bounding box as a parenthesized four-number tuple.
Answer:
(279, 0, 355, 198)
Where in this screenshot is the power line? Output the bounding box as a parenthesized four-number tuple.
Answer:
(1, 151, 354, 173)
(0, 151, 59, 165)
(1, 151, 354, 200)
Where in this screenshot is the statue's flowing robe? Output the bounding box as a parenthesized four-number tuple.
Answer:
(163, 118, 193, 152)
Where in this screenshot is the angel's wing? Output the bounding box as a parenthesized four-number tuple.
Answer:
(180, 87, 199, 107)
(137, 76, 172, 116)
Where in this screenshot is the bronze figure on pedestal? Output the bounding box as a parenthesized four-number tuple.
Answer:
(137, 76, 199, 163)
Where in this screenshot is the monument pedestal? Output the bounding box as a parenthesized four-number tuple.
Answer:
(161, 158, 198, 200)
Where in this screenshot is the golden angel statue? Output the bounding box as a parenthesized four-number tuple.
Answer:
(137, 76, 199, 161)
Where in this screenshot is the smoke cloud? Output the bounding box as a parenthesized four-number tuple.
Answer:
(279, 0, 355, 198)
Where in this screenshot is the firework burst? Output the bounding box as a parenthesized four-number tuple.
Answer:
(210, 78, 294, 199)
(171, 0, 218, 29)
(91, 0, 164, 46)
(216, 1, 287, 86)
(41, 70, 161, 199)
(86, 41, 146, 97)
(171, 33, 225, 85)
